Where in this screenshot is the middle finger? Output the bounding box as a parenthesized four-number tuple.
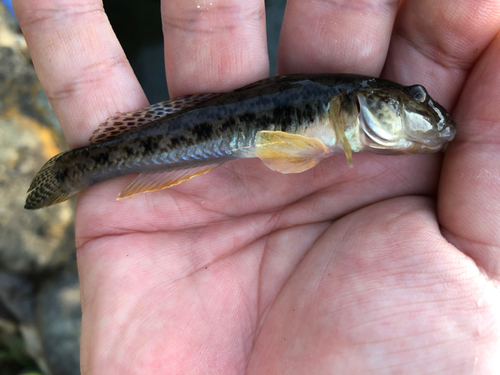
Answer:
(162, 0, 269, 97)
(278, 0, 400, 76)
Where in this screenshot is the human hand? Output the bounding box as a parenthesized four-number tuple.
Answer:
(15, 0, 500, 373)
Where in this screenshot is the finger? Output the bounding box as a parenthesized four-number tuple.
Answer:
(277, 0, 399, 76)
(439, 32, 500, 279)
(382, 0, 500, 108)
(13, 0, 148, 148)
(161, 0, 269, 97)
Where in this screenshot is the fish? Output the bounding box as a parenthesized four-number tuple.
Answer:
(25, 74, 456, 210)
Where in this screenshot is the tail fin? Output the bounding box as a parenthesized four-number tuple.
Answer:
(25, 151, 79, 210)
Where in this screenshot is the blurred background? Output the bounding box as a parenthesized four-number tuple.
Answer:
(105, 0, 285, 103)
(0, 0, 285, 374)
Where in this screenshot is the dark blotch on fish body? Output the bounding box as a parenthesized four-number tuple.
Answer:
(25, 73, 456, 209)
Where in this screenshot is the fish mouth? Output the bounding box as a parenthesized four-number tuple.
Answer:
(438, 121, 457, 142)
(436, 121, 456, 152)
(421, 120, 456, 147)
(407, 121, 456, 153)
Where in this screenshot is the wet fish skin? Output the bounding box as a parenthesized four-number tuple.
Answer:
(25, 74, 456, 210)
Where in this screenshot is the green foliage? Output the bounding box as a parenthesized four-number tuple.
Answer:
(0, 328, 43, 375)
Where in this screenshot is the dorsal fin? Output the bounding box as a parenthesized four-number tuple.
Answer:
(233, 75, 292, 92)
(89, 93, 218, 144)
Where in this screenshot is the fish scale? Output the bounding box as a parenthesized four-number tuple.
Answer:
(25, 74, 456, 209)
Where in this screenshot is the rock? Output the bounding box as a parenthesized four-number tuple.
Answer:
(19, 323, 52, 375)
(0, 3, 80, 374)
(0, 271, 35, 323)
(0, 272, 51, 374)
(0, 285, 48, 375)
(36, 264, 81, 375)
(0, 2, 75, 274)
(0, 323, 39, 375)
(0, 267, 80, 375)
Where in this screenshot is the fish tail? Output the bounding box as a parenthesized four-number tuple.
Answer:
(25, 151, 79, 210)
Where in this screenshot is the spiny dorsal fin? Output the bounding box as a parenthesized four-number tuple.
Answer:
(90, 93, 218, 144)
(117, 164, 219, 200)
(233, 75, 292, 92)
(254, 131, 330, 174)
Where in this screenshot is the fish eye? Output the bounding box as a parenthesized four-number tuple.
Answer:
(409, 85, 427, 103)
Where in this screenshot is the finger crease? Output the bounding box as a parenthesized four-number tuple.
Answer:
(393, 32, 472, 72)
(19, 5, 105, 28)
(162, 4, 264, 34)
(313, 0, 399, 14)
(45, 55, 128, 101)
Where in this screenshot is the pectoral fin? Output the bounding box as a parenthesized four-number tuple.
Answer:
(118, 165, 219, 199)
(329, 95, 354, 167)
(254, 131, 329, 174)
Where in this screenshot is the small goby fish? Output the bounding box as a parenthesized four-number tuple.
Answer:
(25, 74, 456, 209)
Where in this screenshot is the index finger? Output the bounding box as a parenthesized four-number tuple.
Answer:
(13, 0, 148, 148)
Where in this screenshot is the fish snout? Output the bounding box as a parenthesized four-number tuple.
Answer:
(438, 121, 456, 142)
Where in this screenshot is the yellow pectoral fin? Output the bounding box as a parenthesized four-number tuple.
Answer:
(329, 95, 354, 167)
(254, 131, 329, 174)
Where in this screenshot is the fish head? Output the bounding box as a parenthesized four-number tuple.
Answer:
(355, 85, 456, 153)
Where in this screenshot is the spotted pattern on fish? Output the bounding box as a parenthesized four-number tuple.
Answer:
(25, 74, 456, 209)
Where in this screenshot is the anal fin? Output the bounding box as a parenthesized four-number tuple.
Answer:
(118, 165, 219, 199)
(254, 131, 330, 174)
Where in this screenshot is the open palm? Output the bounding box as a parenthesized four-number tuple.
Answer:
(16, 0, 500, 373)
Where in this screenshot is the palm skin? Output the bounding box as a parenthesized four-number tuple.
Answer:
(14, 0, 500, 373)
